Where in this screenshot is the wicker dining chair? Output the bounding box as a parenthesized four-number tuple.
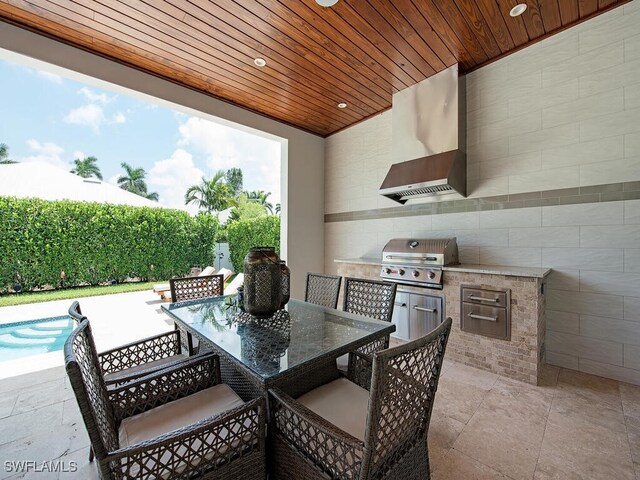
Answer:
(170, 273, 224, 303)
(65, 319, 266, 480)
(305, 273, 342, 309)
(68, 301, 192, 388)
(338, 277, 397, 373)
(269, 317, 452, 480)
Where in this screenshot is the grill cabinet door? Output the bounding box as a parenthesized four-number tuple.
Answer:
(409, 294, 443, 338)
(391, 291, 410, 340)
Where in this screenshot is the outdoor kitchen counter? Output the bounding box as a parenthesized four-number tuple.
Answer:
(334, 258, 551, 278)
(334, 257, 548, 385)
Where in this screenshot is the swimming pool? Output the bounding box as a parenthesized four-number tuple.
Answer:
(0, 316, 74, 363)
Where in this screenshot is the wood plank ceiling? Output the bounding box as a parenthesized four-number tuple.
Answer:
(0, 0, 629, 136)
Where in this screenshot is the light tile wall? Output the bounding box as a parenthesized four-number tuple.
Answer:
(324, 6, 640, 385)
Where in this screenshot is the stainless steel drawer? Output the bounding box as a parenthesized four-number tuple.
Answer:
(391, 292, 410, 341)
(461, 303, 510, 340)
(461, 286, 508, 308)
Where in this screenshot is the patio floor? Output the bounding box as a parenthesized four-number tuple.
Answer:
(0, 292, 638, 479)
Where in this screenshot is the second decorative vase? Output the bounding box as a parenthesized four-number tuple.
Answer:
(243, 246, 282, 318)
(279, 260, 290, 308)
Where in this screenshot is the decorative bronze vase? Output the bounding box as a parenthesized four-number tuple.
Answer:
(243, 247, 282, 318)
(279, 260, 291, 308)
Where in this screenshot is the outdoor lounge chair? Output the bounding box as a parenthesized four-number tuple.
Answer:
(224, 272, 244, 295)
(68, 301, 192, 388)
(65, 318, 266, 479)
(153, 266, 217, 301)
(269, 318, 452, 480)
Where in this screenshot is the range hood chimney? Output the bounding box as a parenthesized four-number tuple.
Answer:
(380, 64, 466, 204)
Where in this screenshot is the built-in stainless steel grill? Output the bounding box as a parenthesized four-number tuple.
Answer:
(380, 238, 459, 289)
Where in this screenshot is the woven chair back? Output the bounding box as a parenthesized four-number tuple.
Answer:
(64, 319, 119, 458)
(170, 274, 224, 302)
(305, 273, 342, 309)
(343, 278, 397, 322)
(361, 318, 452, 479)
(68, 300, 85, 324)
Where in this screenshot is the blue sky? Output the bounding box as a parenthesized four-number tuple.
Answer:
(0, 54, 281, 214)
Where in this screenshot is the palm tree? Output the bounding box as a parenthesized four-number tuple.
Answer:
(275, 203, 281, 214)
(245, 190, 274, 214)
(117, 162, 159, 201)
(70, 155, 102, 179)
(185, 171, 236, 213)
(0, 143, 17, 164)
(225, 168, 243, 198)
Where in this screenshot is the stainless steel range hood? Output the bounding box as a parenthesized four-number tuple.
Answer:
(380, 64, 466, 204)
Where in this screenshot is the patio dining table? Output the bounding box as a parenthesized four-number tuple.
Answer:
(162, 296, 395, 400)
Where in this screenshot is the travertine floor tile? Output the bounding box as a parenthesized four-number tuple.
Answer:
(12, 378, 75, 415)
(61, 399, 82, 426)
(431, 449, 510, 480)
(0, 392, 18, 419)
(538, 364, 560, 388)
(557, 368, 621, 406)
(453, 386, 549, 480)
(429, 413, 466, 473)
(433, 378, 490, 424)
(443, 361, 500, 390)
(0, 367, 65, 395)
(535, 406, 635, 480)
(0, 423, 88, 480)
(56, 447, 98, 480)
(621, 382, 640, 426)
(0, 403, 63, 447)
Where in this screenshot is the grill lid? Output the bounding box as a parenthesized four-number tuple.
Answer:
(382, 238, 459, 266)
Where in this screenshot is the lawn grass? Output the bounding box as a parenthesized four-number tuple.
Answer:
(0, 282, 157, 307)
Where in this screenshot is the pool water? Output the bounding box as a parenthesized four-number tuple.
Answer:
(0, 316, 74, 363)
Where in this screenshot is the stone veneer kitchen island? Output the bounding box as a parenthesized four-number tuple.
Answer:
(335, 259, 551, 385)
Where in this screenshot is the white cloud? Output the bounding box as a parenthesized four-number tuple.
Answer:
(72, 151, 86, 161)
(177, 117, 281, 205)
(107, 174, 120, 187)
(37, 71, 63, 84)
(148, 149, 204, 214)
(64, 104, 105, 133)
(78, 87, 112, 104)
(18, 139, 70, 170)
(112, 112, 126, 124)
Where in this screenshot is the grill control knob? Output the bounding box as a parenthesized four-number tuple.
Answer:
(384, 268, 392, 275)
(427, 271, 436, 280)
(412, 270, 420, 278)
(398, 269, 405, 276)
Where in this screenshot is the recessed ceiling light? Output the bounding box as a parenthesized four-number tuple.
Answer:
(316, 0, 338, 7)
(254, 58, 267, 67)
(337, 102, 347, 109)
(509, 3, 527, 17)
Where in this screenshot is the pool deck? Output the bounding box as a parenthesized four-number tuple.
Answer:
(0, 290, 173, 379)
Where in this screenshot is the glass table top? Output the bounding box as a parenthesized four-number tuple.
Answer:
(162, 296, 395, 381)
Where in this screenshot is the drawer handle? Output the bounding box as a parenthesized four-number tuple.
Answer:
(395, 302, 407, 308)
(413, 305, 437, 313)
(468, 295, 499, 303)
(469, 313, 498, 322)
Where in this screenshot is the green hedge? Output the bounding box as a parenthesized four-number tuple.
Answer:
(0, 197, 220, 292)
(226, 216, 281, 272)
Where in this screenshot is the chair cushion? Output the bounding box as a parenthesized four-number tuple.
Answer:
(198, 266, 217, 276)
(104, 354, 188, 383)
(336, 353, 349, 372)
(119, 383, 244, 447)
(153, 283, 170, 293)
(296, 378, 369, 441)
